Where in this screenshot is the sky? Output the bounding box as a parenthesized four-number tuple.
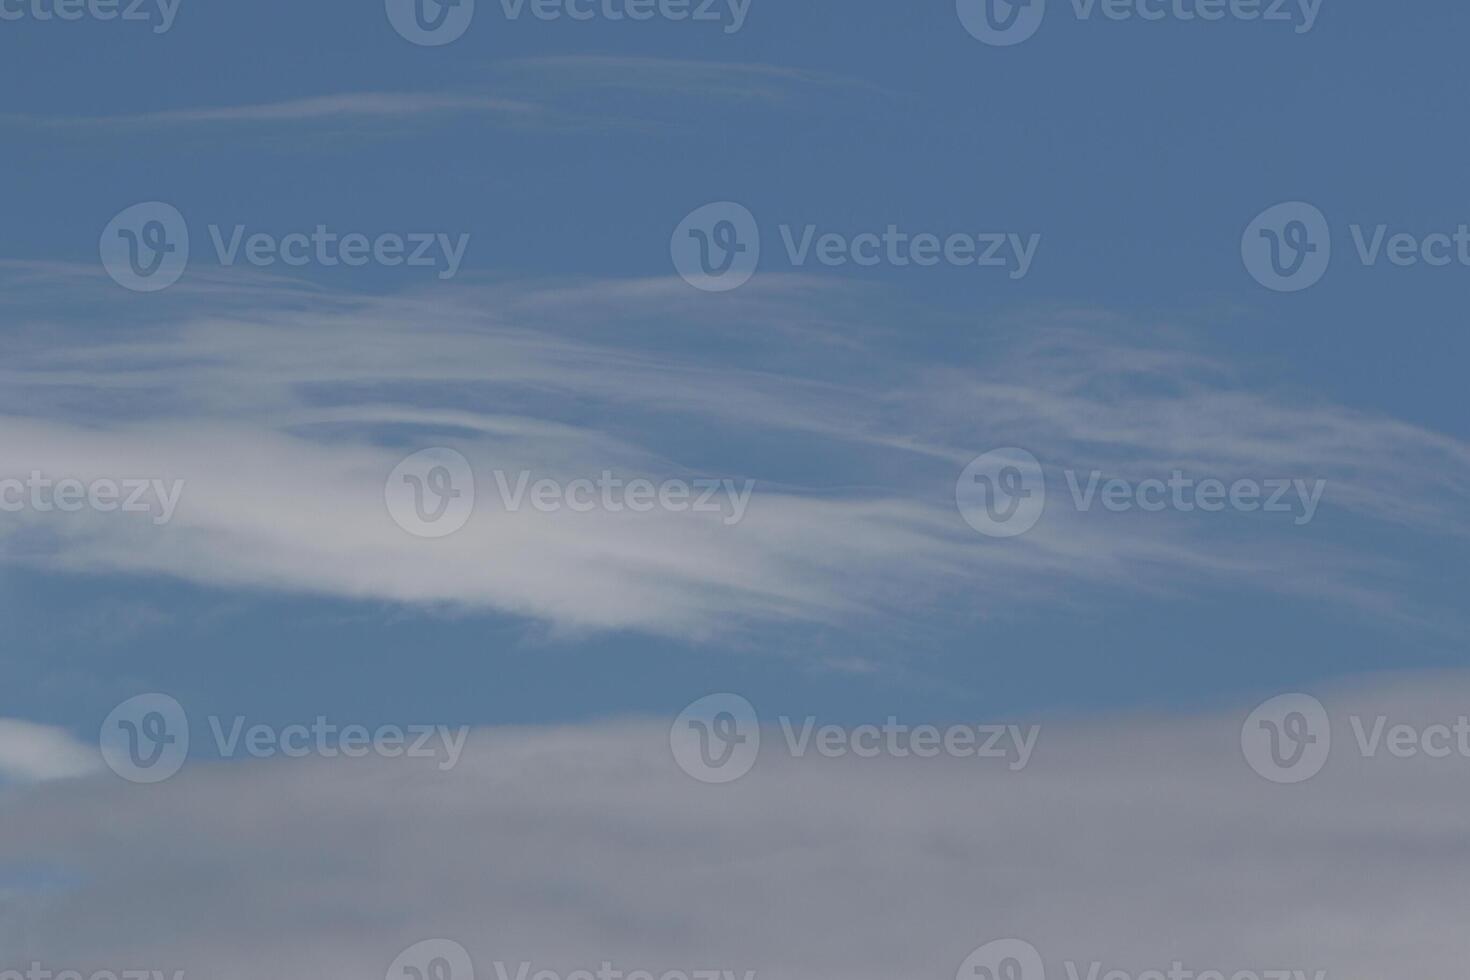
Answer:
(1, 0, 1468, 977)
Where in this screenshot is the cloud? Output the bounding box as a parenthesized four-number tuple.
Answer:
(0, 57, 877, 134)
(2, 673, 1469, 977)
(3, 93, 541, 129)
(0, 720, 101, 783)
(0, 269, 1464, 637)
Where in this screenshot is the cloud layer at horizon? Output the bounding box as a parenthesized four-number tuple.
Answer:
(3, 672, 1469, 979)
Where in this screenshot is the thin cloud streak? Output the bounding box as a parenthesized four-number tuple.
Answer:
(0, 57, 879, 132)
(4, 92, 541, 129)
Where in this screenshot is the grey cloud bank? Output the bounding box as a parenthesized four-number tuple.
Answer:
(5, 673, 1470, 978)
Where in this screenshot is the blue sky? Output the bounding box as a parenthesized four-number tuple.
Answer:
(0, 0, 1467, 744)
(4, 1, 1470, 976)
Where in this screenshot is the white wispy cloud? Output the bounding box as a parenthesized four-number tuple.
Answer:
(6, 92, 541, 129)
(0, 268, 1464, 636)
